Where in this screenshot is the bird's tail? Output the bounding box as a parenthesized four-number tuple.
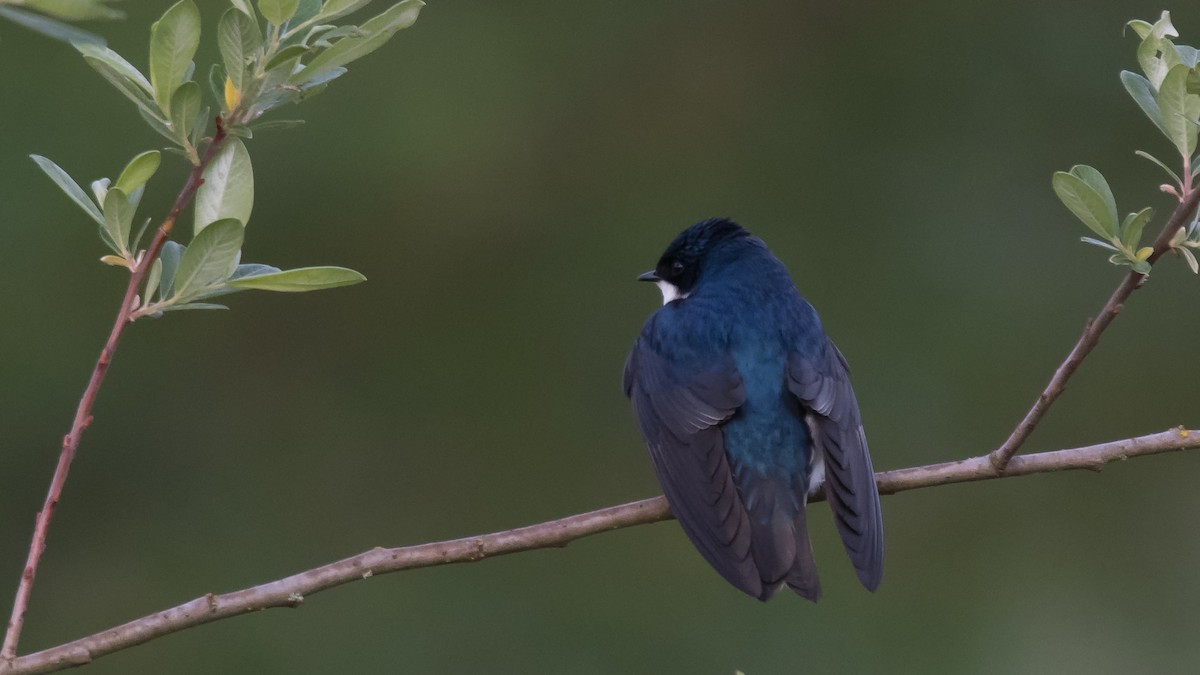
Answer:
(747, 484, 822, 602)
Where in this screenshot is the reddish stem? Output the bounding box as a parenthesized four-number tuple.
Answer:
(1, 122, 228, 663)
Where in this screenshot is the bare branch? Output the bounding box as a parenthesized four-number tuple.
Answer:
(988, 188, 1200, 471)
(2, 427, 1195, 675)
(0, 122, 229, 663)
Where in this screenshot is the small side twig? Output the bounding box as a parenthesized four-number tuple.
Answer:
(988, 187, 1200, 471)
(0, 122, 229, 664)
(1, 427, 1195, 675)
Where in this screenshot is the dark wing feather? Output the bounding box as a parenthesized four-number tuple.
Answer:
(786, 339, 884, 591)
(623, 338, 761, 597)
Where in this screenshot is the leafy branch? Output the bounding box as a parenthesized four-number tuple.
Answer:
(989, 11, 1200, 471)
(5, 6, 1200, 674)
(2, 0, 424, 664)
(0, 428, 1196, 675)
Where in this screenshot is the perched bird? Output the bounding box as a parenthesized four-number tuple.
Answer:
(623, 218, 883, 601)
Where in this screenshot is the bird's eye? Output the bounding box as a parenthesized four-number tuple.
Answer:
(671, 260, 685, 276)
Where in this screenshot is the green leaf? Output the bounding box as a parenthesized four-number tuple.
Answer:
(102, 188, 133, 254)
(1069, 165, 1117, 228)
(115, 150, 162, 194)
(146, 258, 163, 302)
(1133, 150, 1182, 185)
(194, 139, 254, 235)
(218, 8, 263, 91)
(0, 6, 104, 45)
(131, 216, 153, 250)
(1080, 236, 1118, 251)
(159, 241, 185, 297)
(229, 0, 256, 17)
(266, 44, 310, 70)
(1052, 169, 1117, 239)
(149, 0, 202, 111)
(259, 0, 300, 25)
(1174, 45, 1200, 69)
(1182, 247, 1200, 274)
(225, 266, 366, 292)
(315, 0, 372, 23)
(30, 155, 104, 226)
(1120, 207, 1154, 249)
(160, 302, 230, 312)
(291, 0, 321, 27)
(290, 0, 423, 85)
(1131, 259, 1152, 275)
(174, 219, 245, 300)
(1121, 71, 1170, 138)
(75, 43, 151, 91)
(139, 106, 182, 144)
(1156, 64, 1200, 157)
(24, 0, 124, 21)
(169, 82, 202, 143)
(249, 119, 306, 133)
(232, 262, 282, 277)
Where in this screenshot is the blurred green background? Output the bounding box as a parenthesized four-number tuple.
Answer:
(3, 1, 1200, 673)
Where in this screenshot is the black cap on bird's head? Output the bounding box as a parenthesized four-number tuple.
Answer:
(637, 218, 752, 303)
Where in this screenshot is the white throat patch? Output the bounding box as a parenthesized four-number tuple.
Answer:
(656, 281, 689, 305)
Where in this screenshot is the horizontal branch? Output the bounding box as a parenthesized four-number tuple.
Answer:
(3, 427, 1197, 675)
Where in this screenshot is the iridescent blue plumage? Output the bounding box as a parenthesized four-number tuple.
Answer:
(623, 218, 883, 601)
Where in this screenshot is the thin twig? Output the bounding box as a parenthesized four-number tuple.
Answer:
(0, 122, 229, 664)
(988, 187, 1200, 471)
(0, 427, 1194, 675)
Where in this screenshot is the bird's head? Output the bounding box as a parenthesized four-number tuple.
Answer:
(638, 218, 752, 305)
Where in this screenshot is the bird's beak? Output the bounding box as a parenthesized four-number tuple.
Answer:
(637, 270, 660, 282)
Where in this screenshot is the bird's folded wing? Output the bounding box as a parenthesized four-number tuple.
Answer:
(623, 339, 762, 596)
(786, 339, 884, 591)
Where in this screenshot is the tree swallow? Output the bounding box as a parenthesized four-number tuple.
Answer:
(623, 218, 883, 601)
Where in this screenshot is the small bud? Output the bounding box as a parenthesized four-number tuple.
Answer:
(1136, 246, 1154, 261)
(99, 255, 129, 268)
(224, 76, 241, 112)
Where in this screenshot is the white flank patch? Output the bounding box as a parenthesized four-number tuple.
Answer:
(656, 280, 689, 305)
(805, 413, 826, 499)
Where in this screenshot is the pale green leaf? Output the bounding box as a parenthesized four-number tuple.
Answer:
(1080, 237, 1118, 251)
(259, 0, 300, 25)
(90, 177, 110, 205)
(0, 6, 104, 44)
(30, 154, 104, 226)
(75, 43, 152, 91)
(1120, 207, 1154, 249)
(229, 0, 255, 17)
(225, 266, 366, 292)
(218, 8, 262, 90)
(1157, 64, 1200, 157)
(1052, 171, 1117, 238)
(149, 0, 202, 111)
(1182, 247, 1199, 274)
(24, 0, 123, 21)
(1068, 165, 1118, 230)
(1122, 71, 1170, 138)
(169, 81, 202, 140)
(315, 0, 372, 23)
(290, 0, 423, 85)
(102, 187, 133, 254)
(194, 139, 254, 234)
(115, 151, 162, 194)
(266, 43, 309, 70)
(160, 241, 185, 297)
(174, 219, 245, 300)
(160, 302, 230, 312)
(1133, 150, 1182, 185)
(146, 258, 163, 302)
